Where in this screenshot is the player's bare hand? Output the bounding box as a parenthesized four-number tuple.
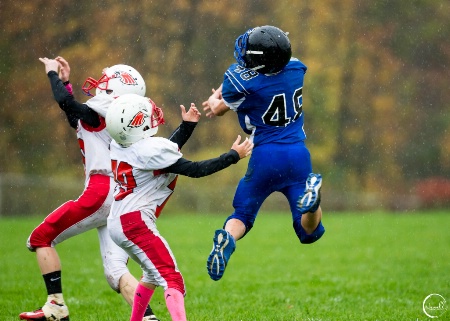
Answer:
(202, 97, 215, 118)
(39, 57, 60, 75)
(231, 135, 254, 159)
(55, 56, 71, 82)
(203, 87, 227, 118)
(181, 103, 201, 123)
(202, 87, 221, 118)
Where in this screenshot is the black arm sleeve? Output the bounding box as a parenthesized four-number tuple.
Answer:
(63, 111, 80, 129)
(164, 150, 240, 178)
(168, 121, 197, 149)
(47, 71, 100, 129)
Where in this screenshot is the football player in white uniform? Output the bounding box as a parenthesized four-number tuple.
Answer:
(21, 57, 166, 321)
(105, 94, 253, 321)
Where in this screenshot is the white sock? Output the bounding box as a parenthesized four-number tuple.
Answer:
(47, 293, 65, 305)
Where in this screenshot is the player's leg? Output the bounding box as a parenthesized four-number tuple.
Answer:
(20, 174, 111, 321)
(20, 200, 78, 320)
(135, 225, 186, 321)
(97, 224, 160, 320)
(164, 287, 186, 321)
(119, 274, 159, 320)
(282, 174, 325, 244)
(19, 247, 68, 320)
(297, 172, 325, 243)
(207, 179, 269, 281)
(131, 281, 157, 321)
(207, 145, 273, 281)
(275, 142, 325, 244)
(285, 183, 325, 244)
(207, 209, 249, 282)
(108, 211, 187, 321)
(223, 218, 246, 240)
(301, 205, 323, 234)
(20, 207, 71, 321)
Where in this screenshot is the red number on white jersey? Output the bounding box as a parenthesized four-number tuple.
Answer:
(111, 160, 137, 201)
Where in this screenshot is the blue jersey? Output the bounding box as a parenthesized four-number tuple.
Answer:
(222, 58, 307, 146)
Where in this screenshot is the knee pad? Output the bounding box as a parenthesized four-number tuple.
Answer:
(26, 236, 36, 252)
(294, 221, 325, 244)
(27, 222, 55, 251)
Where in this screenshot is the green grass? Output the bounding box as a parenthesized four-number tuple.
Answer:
(1, 212, 449, 321)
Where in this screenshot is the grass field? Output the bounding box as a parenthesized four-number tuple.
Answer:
(0, 211, 449, 321)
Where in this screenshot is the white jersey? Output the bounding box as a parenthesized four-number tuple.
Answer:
(109, 137, 183, 221)
(76, 95, 114, 185)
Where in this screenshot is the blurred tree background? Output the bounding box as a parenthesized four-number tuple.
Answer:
(0, 0, 449, 215)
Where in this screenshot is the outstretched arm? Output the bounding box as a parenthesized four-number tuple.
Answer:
(202, 84, 230, 118)
(168, 103, 201, 149)
(39, 57, 100, 128)
(164, 135, 253, 177)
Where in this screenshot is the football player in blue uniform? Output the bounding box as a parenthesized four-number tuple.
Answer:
(203, 25, 325, 281)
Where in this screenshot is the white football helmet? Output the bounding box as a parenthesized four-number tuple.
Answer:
(106, 93, 165, 147)
(82, 64, 146, 98)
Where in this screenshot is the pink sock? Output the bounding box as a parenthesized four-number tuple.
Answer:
(130, 284, 154, 321)
(164, 288, 187, 321)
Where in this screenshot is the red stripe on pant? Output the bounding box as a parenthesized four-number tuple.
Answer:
(120, 211, 185, 295)
(28, 174, 110, 249)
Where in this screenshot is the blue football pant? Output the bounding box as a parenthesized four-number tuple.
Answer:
(225, 142, 325, 243)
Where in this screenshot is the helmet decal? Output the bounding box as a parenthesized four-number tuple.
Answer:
(115, 71, 138, 86)
(128, 110, 148, 128)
